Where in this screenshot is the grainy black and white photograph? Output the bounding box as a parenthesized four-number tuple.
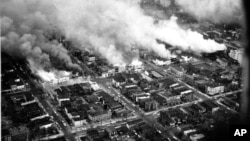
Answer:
(1, 0, 249, 141)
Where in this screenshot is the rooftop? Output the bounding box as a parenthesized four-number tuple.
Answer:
(56, 89, 70, 99)
(113, 73, 126, 82)
(126, 119, 144, 127)
(151, 70, 163, 78)
(171, 65, 185, 72)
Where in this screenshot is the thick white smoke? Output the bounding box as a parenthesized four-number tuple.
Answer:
(155, 17, 226, 53)
(54, 0, 225, 62)
(175, 0, 243, 23)
(54, 0, 225, 56)
(1, 0, 227, 76)
(53, 0, 172, 65)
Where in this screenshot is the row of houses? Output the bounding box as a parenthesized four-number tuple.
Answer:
(121, 83, 159, 111)
(2, 61, 28, 94)
(112, 72, 142, 88)
(53, 82, 128, 127)
(159, 100, 220, 129)
(151, 78, 195, 107)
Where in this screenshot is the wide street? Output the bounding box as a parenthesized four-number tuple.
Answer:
(39, 98, 77, 141)
(94, 78, 180, 140)
(142, 59, 211, 100)
(12, 60, 78, 141)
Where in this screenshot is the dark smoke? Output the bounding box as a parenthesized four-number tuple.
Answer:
(1, 0, 80, 72)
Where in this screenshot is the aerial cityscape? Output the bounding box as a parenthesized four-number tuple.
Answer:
(1, 0, 248, 141)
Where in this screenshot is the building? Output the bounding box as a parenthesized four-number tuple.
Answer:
(158, 111, 175, 126)
(216, 58, 228, 68)
(206, 30, 222, 38)
(169, 83, 180, 89)
(114, 108, 129, 117)
(206, 85, 224, 95)
(180, 90, 193, 95)
(86, 129, 104, 141)
(151, 93, 167, 106)
(9, 78, 26, 91)
(42, 73, 70, 86)
(166, 97, 182, 106)
(144, 98, 159, 111)
(169, 66, 186, 78)
(10, 92, 36, 107)
(2, 72, 27, 94)
(126, 119, 144, 129)
(63, 100, 89, 127)
(184, 74, 196, 85)
(148, 70, 164, 79)
(199, 101, 219, 113)
(55, 88, 70, 106)
(124, 73, 142, 84)
(79, 83, 93, 95)
(158, 78, 176, 89)
(189, 104, 206, 113)
(229, 49, 243, 64)
(72, 116, 87, 127)
(194, 80, 209, 92)
(29, 117, 53, 129)
(161, 91, 182, 106)
(138, 79, 150, 91)
(171, 85, 189, 95)
(105, 126, 117, 139)
(181, 92, 194, 102)
(132, 92, 150, 102)
(37, 126, 61, 140)
(23, 102, 48, 121)
(100, 66, 114, 78)
(88, 110, 112, 122)
(121, 84, 141, 98)
(9, 125, 29, 141)
(112, 73, 126, 88)
(96, 91, 123, 111)
(85, 95, 99, 103)
(219, 98, 239, 111)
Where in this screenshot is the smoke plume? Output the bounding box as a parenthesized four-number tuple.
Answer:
(1, 0, 80, 73)
(155, 17, 226, 53)
(54, 0, 225, 62)
(175, 0, 243, 24)
(1, 0, 227, 74)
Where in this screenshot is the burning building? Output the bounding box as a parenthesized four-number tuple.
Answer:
(37, 70, 71, 85)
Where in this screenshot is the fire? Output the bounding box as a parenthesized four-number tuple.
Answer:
(36, 70, 71, 82)
(36, 70, 57, 82)
(131, 59, 143, 67)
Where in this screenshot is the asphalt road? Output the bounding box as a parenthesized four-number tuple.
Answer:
(13, 61, 77, 141)
(39, 98, 77, 141)
(142, 59, 242, 101)
(94, 78, 177, 140)
(142, 59, 210, 100)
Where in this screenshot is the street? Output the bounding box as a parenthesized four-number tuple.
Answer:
(94, 77, 178, 140)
